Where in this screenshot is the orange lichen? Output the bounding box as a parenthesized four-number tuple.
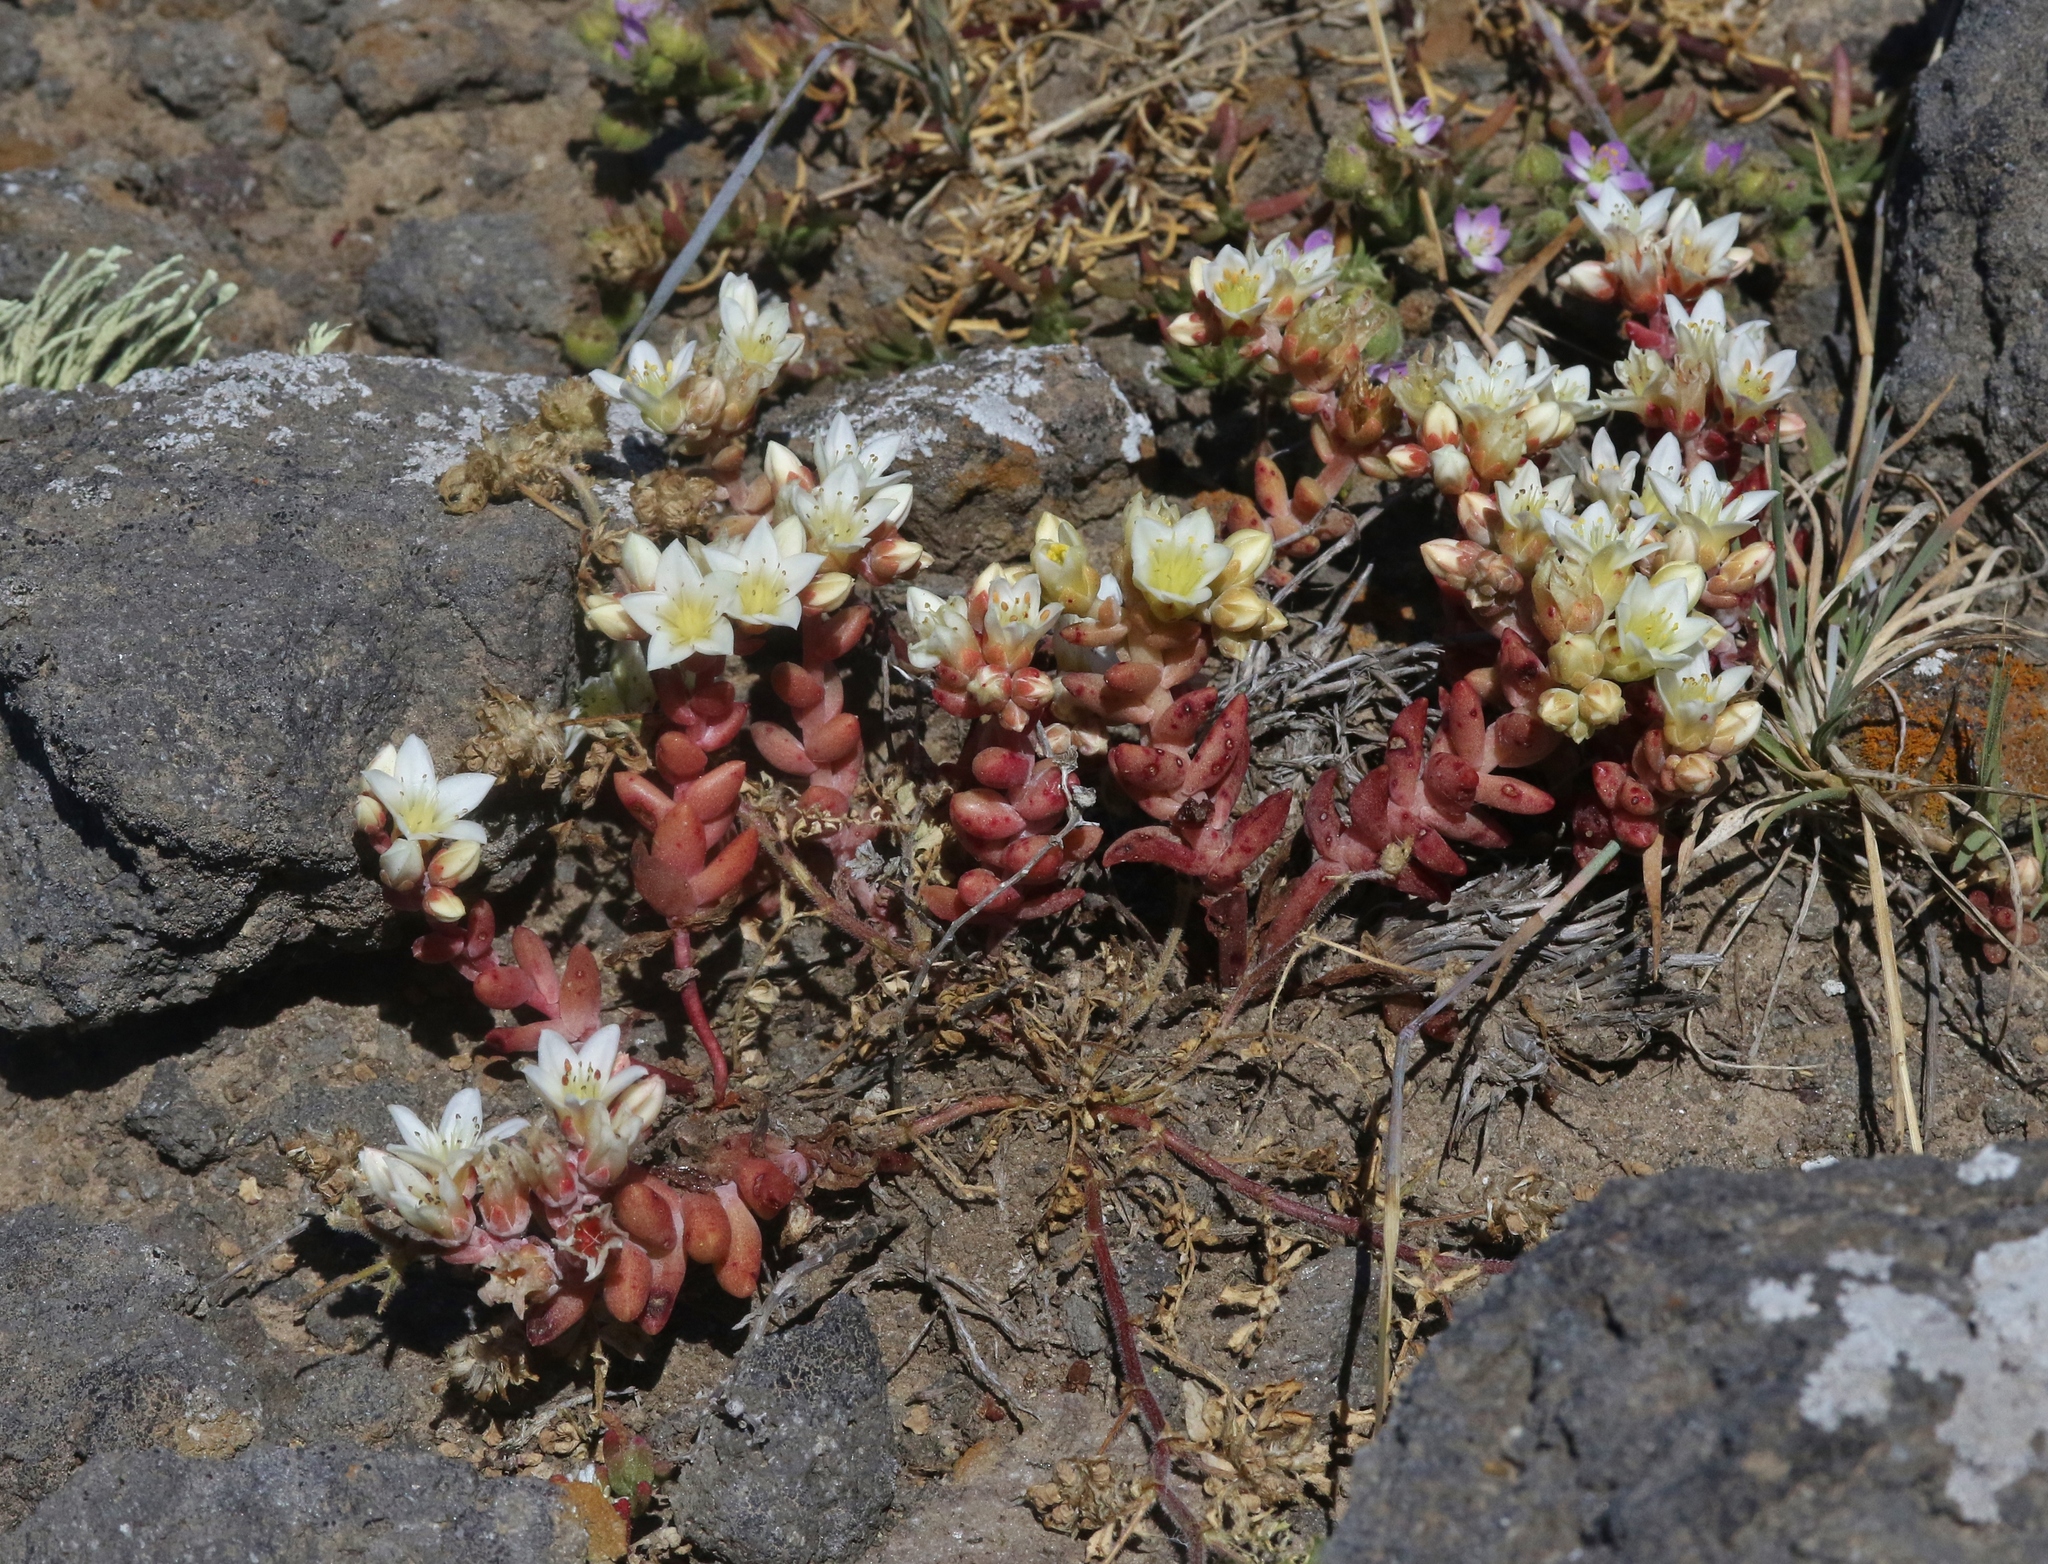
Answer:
(1853, 656, 2048, 826)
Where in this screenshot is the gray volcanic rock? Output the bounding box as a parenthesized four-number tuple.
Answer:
(0, 352, 580, 1033)
(332, 0, 552, 127)
(1884, 0, 2048, 518)
(360, 213, 573, 372)
(0, 1205, 264, 1528)
(0, 1444, 590, 1563)
(1326, 1144, 2048, 1563)
(660, 1294, 899, 1564)
(762, 345, 1151, 577)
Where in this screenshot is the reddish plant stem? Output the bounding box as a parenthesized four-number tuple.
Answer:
(1102, 1106, 1514, 1276)
(905, 1093, 1030, 1139)
(672, 927, 730, 1107)
(901, 1095, 1513, 1277)
(1083, 1169, 1207, 1564)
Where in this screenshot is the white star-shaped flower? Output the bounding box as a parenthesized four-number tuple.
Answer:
(386, 1086, 527, 1182)
(519, 1025, 646, 1120)
(361, 736, 493, 845)
(701, 518, 823, 630)
(620, 539, 738, 668)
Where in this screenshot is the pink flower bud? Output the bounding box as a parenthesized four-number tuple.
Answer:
(355, 793, 389, 838)
(428, 839, 482, 887)
(422, 885, 468, 924)
(1385, 442, 1432, 479)
(1164, 311, 1210, 347)
(1420, 401, 1460, 449)
(1560, 259, 1618, 301)
(864, 534, 928, 583)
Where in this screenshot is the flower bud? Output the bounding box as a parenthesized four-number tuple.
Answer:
(1665, 750, 1722, 795)
(2013, 852, 2044, 899)
(1707, 698, 1763, 757)
(1522, 401, 1565, 448)
(1164, 312, 1209, 347)
(609, 1075, 667, 1147)
(584, 592, 642, 641)
(865, 534, 929, 583)
(1421, 401, 1461, 450)
(1559, 259, 1618, 302)
(1385, 442, 1432, 479)
(1548, 633, 1605, 691)
(1713, 540, 1776, 596)
(1008, 667, 1057, 711)
(1578, 678, 1626, 731)
(1538, 686, 1588, 743)
(380, 837, 425, 891)
(422, 885, 468, 924)
(801, 571, 855, 614)
(1430, 444, 1473, 495)
(1651, 559, 1708, 607)
(1777, 409, 1807, 443)
(1216, 527, 1276, 592)
(618, 533, 662, 592)
(1533, 553, 1605, 640)
(428, 839, 482, 887)
(355, 793, 389, 838)
(1455, 488, 1499, 544)
(1206, 583, 1272, 634)
(763, 441, 806, 488)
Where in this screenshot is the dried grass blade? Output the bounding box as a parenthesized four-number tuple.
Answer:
(1861, 809, 1923, 1153)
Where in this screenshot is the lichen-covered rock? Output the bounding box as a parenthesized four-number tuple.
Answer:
(0, 1444, 590, 1563)
(360, 213, 573, 372)
(0, 352, 580, 1034)
(762, 345, 1152, 577)
(0, 1205, 265, 1528)
(659, 1294, 899, 1564)
(1885, 0, 2048, 517)
(1326, 1145, 2048, 1562)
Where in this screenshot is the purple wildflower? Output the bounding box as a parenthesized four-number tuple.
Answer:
(1702, 140, 1745, 178)
(1561, 130, 1652, 197)
(1452, 205, 1510, 274)
(613, 0, 661, 54)
(1366, 96, 1444, 150)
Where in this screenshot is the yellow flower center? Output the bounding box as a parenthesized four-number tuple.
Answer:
(1144, 538, 1218, 600)
(658, 591, 723, 646)
(736, 568, 788, 617)
(1212, 266, 1265, 315)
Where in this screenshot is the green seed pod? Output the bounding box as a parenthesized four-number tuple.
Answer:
(592, 110, 657, 153)
(572, 4, 621, 50)
(1775, 215, 1816, 264)
(649, 15, 708, 68)
(1322, 140, 1376, 202)
(1513, 143, 1564, 189)
(1769, 171, 1815, 223)
(1730, 161, 1778, 211)
(1529, 205, 1570, 244)
(633, 51, 678, 92)
(562, 318, 622, 371)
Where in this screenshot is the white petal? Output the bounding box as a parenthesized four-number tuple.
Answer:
(389, 1104, 436, 1154)
(439, 820, 489, 844)
(436, 772, 494, 818)
(395, 734, 436, 789)
(579, 1024, 622, 1076)
(439, 1087, 484, 1144)
(588, 370, 627, 399)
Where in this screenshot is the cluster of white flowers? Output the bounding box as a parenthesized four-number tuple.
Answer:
(590, 274, 805, 450)
(1392, 339, 1598, 494)
(1562, 186, 1752, 317)
(1425, 426, 1770, 785)
(1164, 229, 1342, 349)
(355, 736, 496, 920)
(1604, 288, 1799, 444)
